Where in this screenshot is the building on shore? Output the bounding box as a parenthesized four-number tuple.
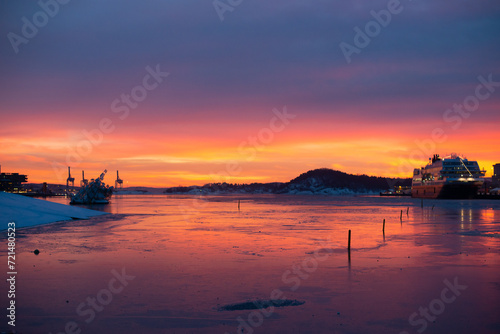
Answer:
(0, 165, 28, 192)
(494, 164, 500, 180)
(492, 164, 500, 188)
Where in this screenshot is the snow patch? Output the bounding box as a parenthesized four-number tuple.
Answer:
(0, 192, 108, 229)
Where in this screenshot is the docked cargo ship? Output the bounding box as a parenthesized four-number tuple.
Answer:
(412, 154, 485, 199)
(70, 170, 113, 204)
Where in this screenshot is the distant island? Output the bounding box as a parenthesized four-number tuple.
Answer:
(163, 168, 411, 195)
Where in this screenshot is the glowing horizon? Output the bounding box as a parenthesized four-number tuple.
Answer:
(1, 1, 499, 187)
(1, 116, 498, 187)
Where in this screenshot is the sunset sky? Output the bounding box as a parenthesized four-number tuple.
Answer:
(1, 0, 499, 187)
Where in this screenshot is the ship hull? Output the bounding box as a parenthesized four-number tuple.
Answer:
(412, 182, 481, 199)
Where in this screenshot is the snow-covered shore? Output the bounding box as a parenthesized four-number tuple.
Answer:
(0, 192, 108, 229)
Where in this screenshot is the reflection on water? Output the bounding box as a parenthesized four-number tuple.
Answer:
(1, 195, 499, 334)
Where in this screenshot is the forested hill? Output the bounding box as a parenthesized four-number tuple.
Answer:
(164, 168, 411, 195)
(286, 168, 410, 193)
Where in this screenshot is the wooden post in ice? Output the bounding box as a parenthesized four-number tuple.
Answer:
(238, 200, 240, 211)
(347, 230, 351, 251)
(400, 210, 403, 221)
(406, 207, 409, 216)
(382, 219, 385, 233)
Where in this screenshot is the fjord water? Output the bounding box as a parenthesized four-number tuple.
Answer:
(2, 195, 499, 334)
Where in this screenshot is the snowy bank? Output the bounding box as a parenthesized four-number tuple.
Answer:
(0, 192, 108, 229)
